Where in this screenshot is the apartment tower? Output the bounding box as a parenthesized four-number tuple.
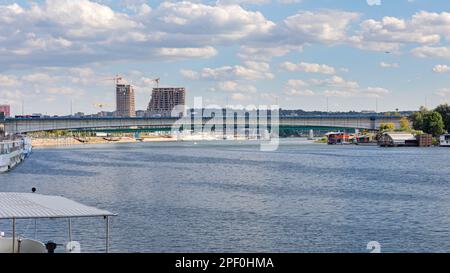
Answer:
(116, 84, 135, 117)
(147, 87, 186, 117)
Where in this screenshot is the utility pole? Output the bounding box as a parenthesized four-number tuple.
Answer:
(70, 100, 73, 116)
(375, 98, 378, 113)
(21, 99, 24, 116)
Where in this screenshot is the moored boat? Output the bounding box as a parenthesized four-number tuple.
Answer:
(0, 140, 24, 173)
(440, 134, 450, 147)
(0, 136, 32, 173)
(0, 192, 116, 253)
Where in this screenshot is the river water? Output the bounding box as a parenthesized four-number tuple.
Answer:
(1, 139, 450, 253)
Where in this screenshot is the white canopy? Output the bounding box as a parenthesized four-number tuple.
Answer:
(0, 192, 115, 219)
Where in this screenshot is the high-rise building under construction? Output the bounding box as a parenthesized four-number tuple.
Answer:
(116, 84, 136, 117)
(147, 87, 186, 117)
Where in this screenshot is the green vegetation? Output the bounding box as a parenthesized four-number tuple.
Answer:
(410, 105, 447, 136)
(379, 122, 395, 132)
(315, 137, 328, 143)
(28, 130, 93, 138)
(435, 104, 450, 133)
(399, 117, 411, 131)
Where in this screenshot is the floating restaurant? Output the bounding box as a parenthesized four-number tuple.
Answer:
(378, 132, 433, 147)
(326, 132, 353, 145)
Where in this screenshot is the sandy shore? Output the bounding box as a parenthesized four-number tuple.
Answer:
(32, 136, 176, 148)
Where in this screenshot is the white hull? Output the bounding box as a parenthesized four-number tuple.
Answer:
(0, 150, 23, 173)
(440, 135, 450, 147)
(0, 137, 31, 173)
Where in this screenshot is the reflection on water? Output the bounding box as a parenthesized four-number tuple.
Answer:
(1, 139, 450, 252)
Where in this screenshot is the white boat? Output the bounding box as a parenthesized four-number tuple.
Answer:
(0, 192, 116, 253)
(440, 134, 450, 147)
(0, 139, 25, 173)
(22, 136, 33, 158)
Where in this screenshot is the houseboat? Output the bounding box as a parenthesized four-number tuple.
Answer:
(440, 134, 450, 147)
(326, 132, 352, 145)
(378, 132, 417, 147)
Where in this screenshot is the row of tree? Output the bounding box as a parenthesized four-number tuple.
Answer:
(410, 104, 450, 136)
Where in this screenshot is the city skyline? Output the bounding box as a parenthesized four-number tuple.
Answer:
(1, 0, 450, 116)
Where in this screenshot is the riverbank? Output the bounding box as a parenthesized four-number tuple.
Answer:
(31, 136, 176, 148)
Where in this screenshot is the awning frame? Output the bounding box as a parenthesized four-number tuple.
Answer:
(0, 192, 116, 253)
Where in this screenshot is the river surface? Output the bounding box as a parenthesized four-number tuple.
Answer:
(1, 139, 450, 253)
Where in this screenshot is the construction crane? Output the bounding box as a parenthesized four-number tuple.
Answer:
(151, 77, 160, 88)
(102, 74, 123, 85)
(93, 103, 112, 109)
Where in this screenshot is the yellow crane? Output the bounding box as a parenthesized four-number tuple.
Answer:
(93, 103, 112, 109)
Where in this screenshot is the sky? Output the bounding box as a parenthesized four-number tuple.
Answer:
(1, 0, 450, 115)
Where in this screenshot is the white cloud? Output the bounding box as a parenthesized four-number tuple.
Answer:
(180, 69, 200, 80)
(411, 46, 450, 59)
(366, 0, 381, 6)
(324, 90, 355, 97)
(286, 79, 308, 88)
(156, 47, 218, 58)
(435, 88, 450, 97)
(379, 62, 399, 68)
(22, 73, 58, 84)
(217, 0, 271, 5)
(217, 81, 257, 93)
(348, 11, 450, 52)
(0, 74, 19, 86)
(283, 79, 313, 96)
(2, 1, 450, 71)
(217, 0, 302, 4)
(237, 45, 300, 61)
(285, 89, 315, 96)
(0, 1, 275, 68)
(310, 76, 359, 89)
(324, 86, 388, 98)
(282, 10, 359, 44)
(433, 64, 450, 73)
(280, 62, 336, 74)
(181, 61, 274, 81)
(231, 92, 250, 101)
(152, 1, 275, 39)
(47, 87, 83, 95)
(364, 87, 389, 97)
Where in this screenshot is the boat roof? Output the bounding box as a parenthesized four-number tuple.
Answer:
(0, 192, 116, 219)
(383, 132, 416, 141)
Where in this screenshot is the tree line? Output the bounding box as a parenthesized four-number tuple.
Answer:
(410, 104, 450, 136)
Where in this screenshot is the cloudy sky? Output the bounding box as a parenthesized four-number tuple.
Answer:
(1, 0, 450, 115)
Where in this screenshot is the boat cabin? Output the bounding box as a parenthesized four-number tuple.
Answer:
(326, 132, 352, 145)
(0, 192, 116, 253)
(441, 134, 450, 147)
(378, 132, 417, 147)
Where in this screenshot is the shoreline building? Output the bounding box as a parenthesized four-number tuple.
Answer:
(116, 84, 135, 117)
(147, 87, 186, 117)
(0, 105, 10, 118)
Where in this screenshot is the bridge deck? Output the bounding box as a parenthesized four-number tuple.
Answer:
(2, 116, 404, 135)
